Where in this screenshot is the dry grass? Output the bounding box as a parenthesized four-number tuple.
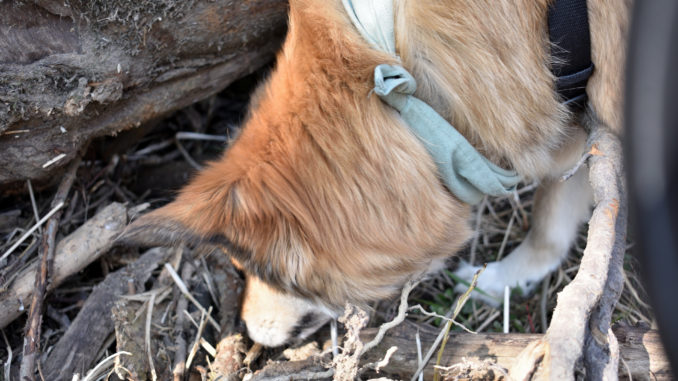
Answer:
(406, 185, 653, 336)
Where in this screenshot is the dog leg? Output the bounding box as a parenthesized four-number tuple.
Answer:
(454, 162, 593, 305)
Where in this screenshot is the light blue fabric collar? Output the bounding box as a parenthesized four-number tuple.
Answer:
(342, 0, 521, 204)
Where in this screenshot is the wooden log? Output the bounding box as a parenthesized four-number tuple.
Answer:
(0, 0, 288, 188)
(251, 323, 672, 381)
(360, 323, 671, 381)
(42, 247, 170, 380)
(0, 202, 127, 328)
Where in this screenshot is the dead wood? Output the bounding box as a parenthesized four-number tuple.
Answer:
(111, 299, 150, 381)
(205, 251, 247, 380)
(42, 247, 170, 380)
(583, 126, 628, 379)
(510, 125, 627, 380)
(250, 323, 670, 381)
(0, 202, 128, 329)
(210, 335, 247, 381)
(171, 261, 192, 381)
(251, 355, 334, 381)
(20, 158, 80, 380)
(0, 0, 288, 188)
(207, 252, 244, 335)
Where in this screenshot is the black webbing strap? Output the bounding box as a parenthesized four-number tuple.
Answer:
(548, 0, 594, 107)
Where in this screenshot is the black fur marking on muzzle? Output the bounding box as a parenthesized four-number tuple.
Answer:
(288, 312, 319, 339)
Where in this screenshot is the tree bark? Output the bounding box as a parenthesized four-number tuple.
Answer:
(0, 0, 288, 188)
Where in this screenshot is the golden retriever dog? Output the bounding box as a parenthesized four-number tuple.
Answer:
(120, 0, 629, 346)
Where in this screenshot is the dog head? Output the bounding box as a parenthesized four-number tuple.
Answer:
(119, 153, 467, 346)
(118, 0, 471, 346)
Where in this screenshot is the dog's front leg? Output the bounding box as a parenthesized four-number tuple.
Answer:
(454, 155, 594, 305)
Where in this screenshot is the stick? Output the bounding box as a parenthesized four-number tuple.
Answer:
(43, 247, 169, 380)
(430, 266, 483, 381)
(0, 202, 64, 264)
(512, 125, 628, 379)
(205, 251, 247, 381)
(80, 352, 132, 381)
(2, 329, 11, 381)
(0, 203, 128, 329)
(26, 180, 41, 228)
(20, 157, 80, 380)
(172, 263, 193, 381)
(146, 293, 158, 381)
(164, 263, 221, 332)
(360, 279, 418, 355)
(186, 307, 211, 371)
(560, 146, 596, 182)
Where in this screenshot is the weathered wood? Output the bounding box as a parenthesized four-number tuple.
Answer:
(0, 0, 288, 187)
(42, 247, 170, 380)
(0, 202, 128, 328)
(172, 261, 192, 381)
(250, 323, 671, 381)
(207, 252, 245, 335)
(363, 324, 671, 381)
(111, 299, 151, 381)
(510, 125, 628, 380)
(210, 335, 247, 381)
(21, 157, 80, 380)
(206, 251, 247, 380)
(583, 126, 628, 379)
(614, 324, 673, 381)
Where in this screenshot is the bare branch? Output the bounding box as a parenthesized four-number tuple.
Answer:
(511, 124, 627, 379)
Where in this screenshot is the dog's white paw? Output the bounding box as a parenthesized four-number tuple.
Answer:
(452, 260, 537, 307)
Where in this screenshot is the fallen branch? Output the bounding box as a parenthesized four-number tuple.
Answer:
(511, 124, 627, 379)
(43, 247, 171, 379)
(172, 261, 192, 381)
(583, 127, 628, 379)
(20, 157, 80, 380)
(0, 202, 128, 329)
(164, 263, 221, 332)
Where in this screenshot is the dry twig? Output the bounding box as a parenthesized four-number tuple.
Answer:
(172, 262, 193, 381)
(20, 157, 81, 380)
(165, 263, 221, 332)
(146, 292, 158, 381)
(361, 279, 418, 355)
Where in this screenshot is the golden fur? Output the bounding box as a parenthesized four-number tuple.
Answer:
(121, 0, 629, 346)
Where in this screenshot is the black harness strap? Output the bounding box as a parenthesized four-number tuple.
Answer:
(548, 0, 594, 107)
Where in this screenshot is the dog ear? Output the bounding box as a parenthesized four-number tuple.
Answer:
(117, 163, 252, 259)
(117, 201, 221, 248)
